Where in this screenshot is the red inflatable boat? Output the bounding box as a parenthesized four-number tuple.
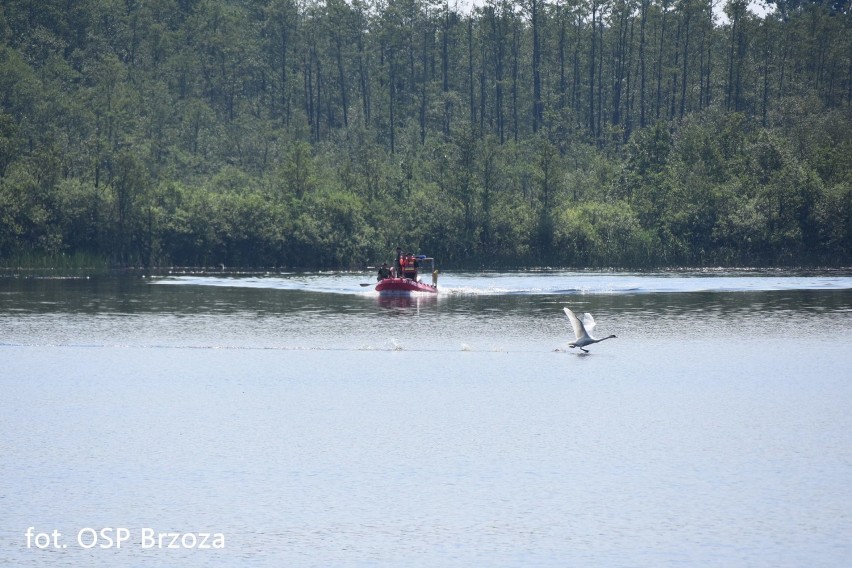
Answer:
(375, 277, 437, 294)
(375, 254, 438, 295)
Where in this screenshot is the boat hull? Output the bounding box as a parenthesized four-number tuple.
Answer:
(375, 277, 437, 294)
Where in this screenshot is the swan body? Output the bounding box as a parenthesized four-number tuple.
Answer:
(563, 307, 616, 353)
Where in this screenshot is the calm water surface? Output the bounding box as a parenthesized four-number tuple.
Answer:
(1, 270, 851, 567)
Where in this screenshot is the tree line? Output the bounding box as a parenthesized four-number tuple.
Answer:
(0, 0, 850, 269)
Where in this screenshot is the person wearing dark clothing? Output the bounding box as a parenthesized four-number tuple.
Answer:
(377, 262, 391, 281)
(394, 247, 403, 279)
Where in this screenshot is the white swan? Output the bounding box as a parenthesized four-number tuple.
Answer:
(563, 307, 616, 353)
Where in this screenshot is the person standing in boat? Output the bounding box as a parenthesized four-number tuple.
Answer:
(394, 247, 403, 278)
(402, 254, 418, 280)
(377, 262, 391, 281)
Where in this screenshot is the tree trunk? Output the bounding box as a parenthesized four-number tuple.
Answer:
(589, 0, 597, 136)
(532, 0, 543, 133)
(656, 0, 669, 120)
(680, 10, 690, 118)
(639, 0, 648, 127)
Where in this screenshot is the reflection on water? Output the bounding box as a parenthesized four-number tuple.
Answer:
(376, 293, 438, 311)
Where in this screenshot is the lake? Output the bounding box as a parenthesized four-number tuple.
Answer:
(2, 270, 851, 567)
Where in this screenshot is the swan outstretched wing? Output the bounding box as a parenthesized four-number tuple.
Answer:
(582, 313, 597, 337)
(563, 307, 589, 340)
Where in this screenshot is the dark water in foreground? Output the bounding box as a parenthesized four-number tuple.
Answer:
(1, 271, 851, 566)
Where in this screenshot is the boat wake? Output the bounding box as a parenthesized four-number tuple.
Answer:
(150, 271, 852, 296)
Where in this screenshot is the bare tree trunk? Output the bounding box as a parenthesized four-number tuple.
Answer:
(680, 9, 691, 118)
(512, 25, 520, 142)
(639, 0, 648, 127)
(389, 56, 396, 153)
(532, 0, 543, 132)
(335, 34, 349, 128)
(559, 11, 566, 112)
(589, 0, 597, 136)
(656, 0, 669, 120)
(468, 16, 476, 125)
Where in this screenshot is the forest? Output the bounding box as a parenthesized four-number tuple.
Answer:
(0, 0, 850, 269)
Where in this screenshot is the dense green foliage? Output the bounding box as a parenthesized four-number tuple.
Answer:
(0, 0, 850, 268)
